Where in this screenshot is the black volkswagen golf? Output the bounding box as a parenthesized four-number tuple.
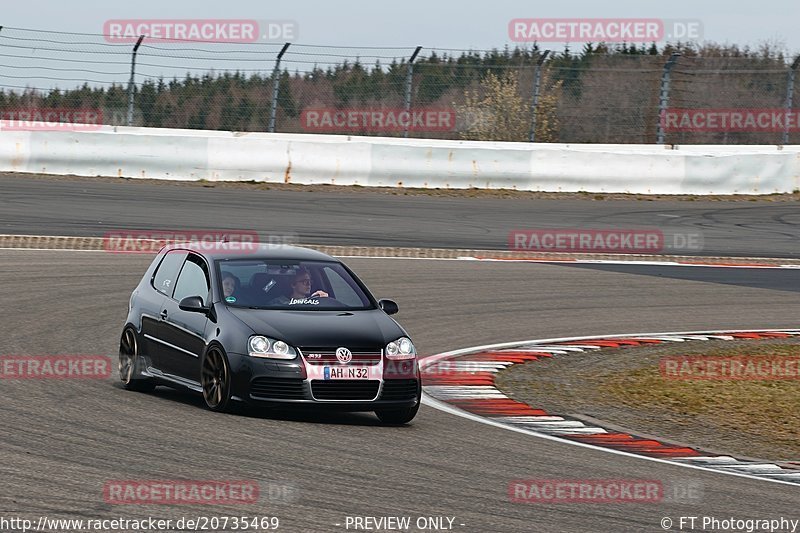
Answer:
(119, 242, 421, 424)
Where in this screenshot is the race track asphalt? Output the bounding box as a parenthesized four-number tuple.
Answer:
(1, 250, 798, 532)
(1, 173, 799, 258)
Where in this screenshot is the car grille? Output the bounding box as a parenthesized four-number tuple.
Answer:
(310, 380, 380, 401)
(250, 377, 305, 400)
(300, 347, 382, 366)
(380, 379, 419, 401)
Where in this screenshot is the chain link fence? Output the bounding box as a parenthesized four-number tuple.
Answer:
(1, 26, 798, 144)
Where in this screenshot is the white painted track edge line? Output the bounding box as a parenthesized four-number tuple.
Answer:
(0, 247, 110, 253)
(418, 328, 800, 366)
(462, 257, 800, 269)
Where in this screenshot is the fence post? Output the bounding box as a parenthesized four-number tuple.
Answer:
(782, 56, 800, 145)
(268, 42, 291, 133)
(403, 46, 423, 138)
(656, 53, 681, 144)
(126, 35, 145, 127)
(528, 50, 551, 143)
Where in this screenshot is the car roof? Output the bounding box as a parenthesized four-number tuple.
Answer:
(160, 242, 338, 262)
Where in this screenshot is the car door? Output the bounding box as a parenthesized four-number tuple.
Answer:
(141, 250, 187, 371)
(156, 252, 212, 381)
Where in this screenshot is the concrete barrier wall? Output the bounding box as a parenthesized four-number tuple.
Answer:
(1, 125, 799, 194)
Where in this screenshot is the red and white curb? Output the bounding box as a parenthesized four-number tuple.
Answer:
(420, 329, 800, 486)
(2, 234, 800, 268)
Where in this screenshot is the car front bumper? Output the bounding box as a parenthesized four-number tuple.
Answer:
(228, 352, 420, 410)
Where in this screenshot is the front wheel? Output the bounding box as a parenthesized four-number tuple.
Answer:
(375, 401, 420, 425)
(201, 347, 233, 412)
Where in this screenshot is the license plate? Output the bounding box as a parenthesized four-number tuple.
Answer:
(323, 366, 369, 380)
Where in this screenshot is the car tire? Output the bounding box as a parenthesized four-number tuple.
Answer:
(119, 328, 156, 392)
(375, 381, 421, 425)
(375, 402, 420, 425)
(201, 347, 233, 412)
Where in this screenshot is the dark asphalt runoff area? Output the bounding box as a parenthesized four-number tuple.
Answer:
(560, 263, 800, 292)
(1, 173, 799, 258)
(1, 250, 798, 533)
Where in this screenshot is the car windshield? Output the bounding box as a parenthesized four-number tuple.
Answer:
(216, 259, 374, 310)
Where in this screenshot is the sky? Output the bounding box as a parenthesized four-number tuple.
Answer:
(2, 0, 799, 93)
(6, 0, 800, 52)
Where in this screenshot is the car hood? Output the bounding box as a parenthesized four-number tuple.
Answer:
(227, 308, 407, 349)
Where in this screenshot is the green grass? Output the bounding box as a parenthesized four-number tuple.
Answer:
(597, 344, 800, 454)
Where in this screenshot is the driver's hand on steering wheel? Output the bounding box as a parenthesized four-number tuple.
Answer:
(310, 290, 329, 298)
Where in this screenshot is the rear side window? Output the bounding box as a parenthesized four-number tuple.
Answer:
(152, 251, 187, 296)
(173, 254, 211, 304)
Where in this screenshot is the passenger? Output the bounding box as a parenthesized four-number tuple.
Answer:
(221, 272, 241, 299)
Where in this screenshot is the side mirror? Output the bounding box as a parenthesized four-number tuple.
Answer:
(378, 299, 399, 315)
(179, 296, 208, 314)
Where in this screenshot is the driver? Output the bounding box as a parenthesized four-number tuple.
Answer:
(271, 268, 328, 304)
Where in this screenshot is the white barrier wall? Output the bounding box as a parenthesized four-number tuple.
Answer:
(1, 125, 799, 194)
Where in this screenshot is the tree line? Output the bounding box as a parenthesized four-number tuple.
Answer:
(1, 41, 793, 143)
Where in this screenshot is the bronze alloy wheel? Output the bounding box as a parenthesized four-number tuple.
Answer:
(119, 328, 155, 392)
(201, 348, 232, 411)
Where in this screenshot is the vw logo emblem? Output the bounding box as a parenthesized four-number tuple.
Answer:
(335, 347, 352, 364)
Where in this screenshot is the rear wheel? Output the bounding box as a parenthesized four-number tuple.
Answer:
(201, 348, 232, 412)
(119, 328, 156, 392)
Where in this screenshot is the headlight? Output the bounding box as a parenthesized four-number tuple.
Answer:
(386, 337, 416, 360)
(248, 336, 297, 360)
(273, 340, 290, 355)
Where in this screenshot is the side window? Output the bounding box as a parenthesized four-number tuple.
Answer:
(152, 251, 187, 296)
(173, 254, 211, 304)
(323, 266, 363, 306)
